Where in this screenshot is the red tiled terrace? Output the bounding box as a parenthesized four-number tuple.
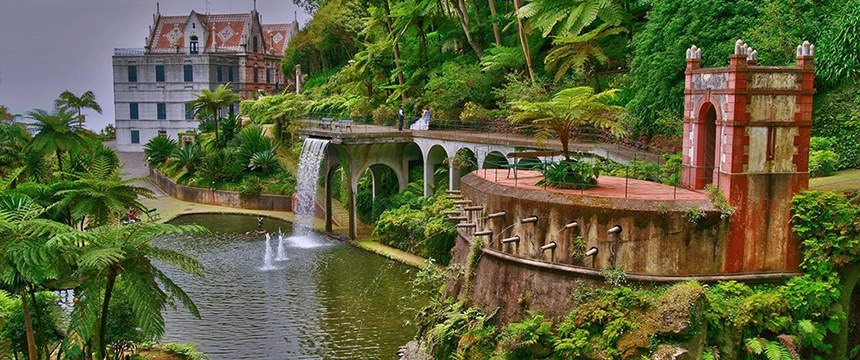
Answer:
(473, 169, 708, 201)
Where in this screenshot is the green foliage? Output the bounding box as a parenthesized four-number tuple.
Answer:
(815, 0, 860, 89)
(236, 176, 264, 197)
(373, 194, 457, 264)
(706, 184, 736, 220)
(538, 160, 600, 189)
(144, 136, 179, 167)
(371, 105, 395, 126)
(602, 267, 627, 287)
(809, 149, 839, 178)
(494, 312, 554, 358)
(683, 206, 706, 224)
(627, 0, 759, 137)
(510, 86, 626, 161)
(812, 86, 860, 169)
(743, 0, 825, 66)
(459, 102, 492, 125)
(0, 122, 31, 175)
(161, 342, 210, 360)
(0, 292, 63, 356)
(422, 62, 499, 120)
(600, 153, 682, 186)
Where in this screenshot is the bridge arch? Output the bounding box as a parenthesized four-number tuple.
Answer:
(482, 151, 509, 169)
(421, 144, 449, 196)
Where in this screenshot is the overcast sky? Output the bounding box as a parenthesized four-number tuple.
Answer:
(0, 0, 309, 131)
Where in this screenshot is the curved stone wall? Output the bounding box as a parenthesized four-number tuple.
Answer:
(459, 174, 728, 275)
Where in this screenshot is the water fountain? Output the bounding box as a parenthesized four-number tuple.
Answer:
(291, 138, 330, 248)
(260, 233, 277, 271)
(275, 228, 288, 261)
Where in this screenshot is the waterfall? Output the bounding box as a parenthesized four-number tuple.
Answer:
(295, 138, 329, 235)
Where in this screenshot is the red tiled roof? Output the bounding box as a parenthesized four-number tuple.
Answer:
(147, 11, 296, 55)
(262, 23, 298, 55)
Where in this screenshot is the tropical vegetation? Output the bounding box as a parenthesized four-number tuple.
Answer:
(0, 91, 208, 360)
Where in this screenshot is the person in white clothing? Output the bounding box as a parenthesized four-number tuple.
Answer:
(410, 105, 431, 130)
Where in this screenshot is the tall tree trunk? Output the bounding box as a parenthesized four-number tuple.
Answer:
(55, 149, 64, 178)
(513, 0, 535, 83)
(213, 106, 221, 150)
(96, 267, 118, 360)
(560, 127, 571, 162)
(487, 0, 502, 46)
(383, 0, 407, 103)
(20, 290, 37, 360)
(452, 0, 483, 58)
(30, 292, 49, 360)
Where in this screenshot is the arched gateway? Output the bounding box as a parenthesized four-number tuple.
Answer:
(682, 40, 815, 272)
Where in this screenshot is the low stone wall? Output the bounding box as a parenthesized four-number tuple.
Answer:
(149, 169, 292, 212)
(452, 174, 800, 322)
(460, 174, 728, 275)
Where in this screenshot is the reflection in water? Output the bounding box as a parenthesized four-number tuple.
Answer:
(156, 214, 423, 359)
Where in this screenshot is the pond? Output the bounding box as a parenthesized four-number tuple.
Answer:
(154, 213, 423, 359)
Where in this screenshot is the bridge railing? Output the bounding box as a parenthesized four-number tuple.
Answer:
(299, 113, 675, 155)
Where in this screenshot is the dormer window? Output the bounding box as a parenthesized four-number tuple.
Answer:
(253, 36, 258, 53)
(190, 36, 199, 54)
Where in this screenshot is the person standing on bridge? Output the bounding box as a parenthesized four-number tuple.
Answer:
(398, 104, 405, 131)
(410, 105, 431, 130)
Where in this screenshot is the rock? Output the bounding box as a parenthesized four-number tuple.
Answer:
(651, 345, 689, 360)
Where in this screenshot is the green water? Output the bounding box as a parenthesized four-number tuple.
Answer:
(154, 213, 424, 359)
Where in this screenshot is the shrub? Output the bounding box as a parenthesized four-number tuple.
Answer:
(809, 149, 839, 177)
(459, 102, 491, 125)
(538, 160, 600, 189)
(371, 105, 395, 126)
(422, 62, 499, 120)
(236, 176, 263, 197)
(144, 135, 178, 166)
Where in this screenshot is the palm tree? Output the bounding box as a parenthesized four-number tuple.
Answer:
(517, 0, 623, 38)
(188, 84, 241, 149)
(57, 156, 153, 228)
(27, 108, 94, 176)
(171, 143, 201, 174)
(544, 23, 627, 82)
(55, 90, 102, 129)
(59, 222, 208, 360)
(0, 193, 77, 360)
(513, 0, 536, 83)
(510, 86, 626, 162)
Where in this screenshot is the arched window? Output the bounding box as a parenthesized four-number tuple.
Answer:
(190, 36, 199, 54)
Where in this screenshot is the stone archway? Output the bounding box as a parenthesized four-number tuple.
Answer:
(423, 144, 448, 196)
(697, 102, 719, 188)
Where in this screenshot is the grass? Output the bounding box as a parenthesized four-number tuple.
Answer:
(809, 169, 860, 193)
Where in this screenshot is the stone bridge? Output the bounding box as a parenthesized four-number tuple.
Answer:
(299, 124, 658, 239)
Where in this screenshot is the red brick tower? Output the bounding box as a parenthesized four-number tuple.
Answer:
(681, 40, 815, 273)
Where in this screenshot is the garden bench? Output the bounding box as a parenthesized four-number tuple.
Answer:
(504, 151, 561, 178)
(145, 208, 161, 221)
(319, 118, 335, 130)
(336, 119, 353, 132)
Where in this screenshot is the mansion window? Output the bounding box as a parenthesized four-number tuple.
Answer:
(190, 36, 199, 54)
(155, 65, 165, 82)
(129, 103, 139, 120)
(128, 65, 137, 82)
(184, 65, 193, 82)
(157, 103, 166, 120)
